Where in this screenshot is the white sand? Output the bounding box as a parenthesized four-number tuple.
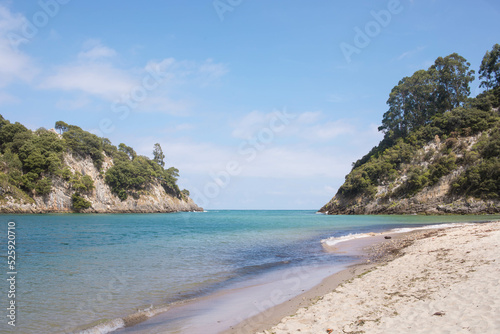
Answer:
(259, 221, 500, 334)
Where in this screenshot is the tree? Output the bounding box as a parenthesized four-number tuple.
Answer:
(24, 150, 47, 175)
(479, 44, 500, 90)
(55, 121, 69, 134)
(35, 177, 52, 195)
(118, 143, 137, 160)
(0, 114, 6, 129)
(102, 138, 117, 157)
(380, 53, 475, 141)
(46, 152, 62, 174)
(71, 193, 92, 211)
(21, 172, 39, 192)
(379, 70, 435, 139)
(379, 79, 408, 139)
(0, 122, 29, 151)
(161, 167, 181, 195)
(63, 126, 104, 169)
(430, 53, 475, 112)
(152, 143, 165, 167)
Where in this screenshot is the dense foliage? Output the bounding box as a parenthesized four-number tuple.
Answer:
(104, 150, 181, 201)
(340, 45, 500, 201)
(0, 118, 65, 196)
(71, 193, 92, 211)
(0, 117, 187, 210)
(378, 53, 475, 140)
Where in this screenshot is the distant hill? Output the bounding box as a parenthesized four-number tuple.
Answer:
(0, 119, 202, 213)
(320, 45, 500, 215)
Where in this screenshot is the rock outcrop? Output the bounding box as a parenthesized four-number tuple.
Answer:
(0, 153, 203, 213)
(320, 134, 500, 215)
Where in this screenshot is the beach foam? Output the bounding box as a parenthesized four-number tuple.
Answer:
(321, 232, 376, 247)
(321, 222, 476, 248)
(76, 318, 124, 334)
(388, 222, 474, 233)
(76, 305, 169, 334)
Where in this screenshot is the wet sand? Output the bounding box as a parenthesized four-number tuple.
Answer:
(250, 221, 500, 334)
(113, 227, 402, 333)
(224, 229, 422, 333)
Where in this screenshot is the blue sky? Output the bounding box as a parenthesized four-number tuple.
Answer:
(0, 0, 498, 209)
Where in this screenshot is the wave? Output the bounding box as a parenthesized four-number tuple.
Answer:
(321, 232, 376, 247)
(76, 318, 124, 334)
(388, 222, 474, 234)
(75, 305, 170, 334)
(321, 222, 475, 248)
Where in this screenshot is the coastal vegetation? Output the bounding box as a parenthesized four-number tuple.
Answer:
(322, 44, 500, 214)
(0, 118, 187, 209)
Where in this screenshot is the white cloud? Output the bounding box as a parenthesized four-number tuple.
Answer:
(146, 57, 228, 85)
(0, 6, 25, 32)
(137, 95, 192, 116)
(230, 109, 296, 140)
(164, 124, 376, 182)
(0, 92, 19, 105)
(0, 5, 38, 87)
(198, 58, 228, 82)
(162, 139, 351, 180)
(296, 111, 322, 124)
(231, 110, 272, 139)
(164, 141, 234, 174)
(231, 110, 364, 144)
(237, 146, 353, 179)
(128, 110, 382, 209)
(78, 40, 117, 61)
(42, 62, 136, 100)
(40, 42, 228, 113)
(38, 40, 134, 100)
(55, 95, 92, 110)
(302, 120, 355, 141)
(171, 123, 194, 132)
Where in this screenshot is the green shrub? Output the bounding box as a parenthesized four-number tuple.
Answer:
(429, 153, 456, 184)
(35, 177, 52, 195)
(61, 166, 72, 180)
(71, 193, 92, 211)
(63, 125, 104, 169)
(453, 157, 500, 199)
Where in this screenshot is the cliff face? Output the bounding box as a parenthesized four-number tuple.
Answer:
(320, 134, 500, 215)
(0, 153, 203, 213)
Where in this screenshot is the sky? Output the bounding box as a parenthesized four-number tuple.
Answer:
(0, 0, 498, 210)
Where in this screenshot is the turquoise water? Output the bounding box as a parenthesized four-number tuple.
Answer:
(1, 211, 499, 333)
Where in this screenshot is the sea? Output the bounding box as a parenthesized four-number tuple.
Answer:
(1, 210, 499, 334)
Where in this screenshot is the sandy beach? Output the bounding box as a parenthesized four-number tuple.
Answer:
(241, 221, 500, 334)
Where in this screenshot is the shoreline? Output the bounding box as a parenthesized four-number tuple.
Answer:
(223, 229, 428, 334)
(72, 218, 499, 334)
(248, 220, 500, 334)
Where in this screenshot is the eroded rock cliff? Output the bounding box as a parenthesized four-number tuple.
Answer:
(0, 153, 202, 213)
(320, 134, 500, 215)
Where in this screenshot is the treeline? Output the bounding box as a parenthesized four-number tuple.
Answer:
(339, 44, 500, 201)
(0, 119, 187, 210)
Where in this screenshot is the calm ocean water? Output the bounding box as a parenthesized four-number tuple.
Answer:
(1, 211, 499, 333)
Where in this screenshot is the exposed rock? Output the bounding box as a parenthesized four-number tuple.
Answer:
(320, 193, 499, 215)
(320, 134, 500, 215)
(0, 153, 203, 214)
